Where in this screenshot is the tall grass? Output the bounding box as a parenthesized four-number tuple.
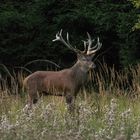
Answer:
(91, 63, 140, 97)
(0, 63, 140, 140)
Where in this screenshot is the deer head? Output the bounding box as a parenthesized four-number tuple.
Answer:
(53, 29, 102, 72)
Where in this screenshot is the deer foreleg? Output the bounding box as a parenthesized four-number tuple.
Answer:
(65, 94, 75, 112)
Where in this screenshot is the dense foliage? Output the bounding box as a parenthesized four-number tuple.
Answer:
(0, 0, 140, 71)
(130, 0, 140, 29)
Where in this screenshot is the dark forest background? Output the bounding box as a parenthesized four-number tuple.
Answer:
(0, 0, 140, 73)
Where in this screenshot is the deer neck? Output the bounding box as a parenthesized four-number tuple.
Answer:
(71, 60, 89, 73)
(70, 61, 89, 84)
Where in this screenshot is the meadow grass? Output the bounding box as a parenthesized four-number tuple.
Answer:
(0, 64, 140, 140)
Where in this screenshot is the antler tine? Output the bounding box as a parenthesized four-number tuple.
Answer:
(52, 29, 63, 42)
(87, 32, 92, 49)
(66, 32, 71, 47)
(87, 32, 97, 51)
(52, 32, 60, 42)
(60, 29, 63, 35)
(83, 41, 87, 50)
(81, 40, 87, 53)
(87, 32, 91, 40)
(87, 37, 102, 55)
(53, 29, 81, 53)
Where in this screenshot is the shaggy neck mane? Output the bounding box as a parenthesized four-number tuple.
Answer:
(70, 61, 89, 85)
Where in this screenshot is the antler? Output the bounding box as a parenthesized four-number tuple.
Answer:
(52, 29, 81, 53)
(86, 33, 102, 55)
(53, 30, 102, 55)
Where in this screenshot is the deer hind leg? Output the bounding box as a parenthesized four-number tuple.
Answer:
(27, 87, 38, 108)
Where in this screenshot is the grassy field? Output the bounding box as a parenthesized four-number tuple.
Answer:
(0, 64, 140, 140)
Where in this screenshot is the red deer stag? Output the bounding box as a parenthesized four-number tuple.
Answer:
(23, 30, 102, 110)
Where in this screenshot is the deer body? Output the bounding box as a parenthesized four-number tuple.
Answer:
(24, 30, 102, 110)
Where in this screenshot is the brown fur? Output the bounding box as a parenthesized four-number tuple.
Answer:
(23, 60, 90, 109)
(23, 30, 102, 110)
